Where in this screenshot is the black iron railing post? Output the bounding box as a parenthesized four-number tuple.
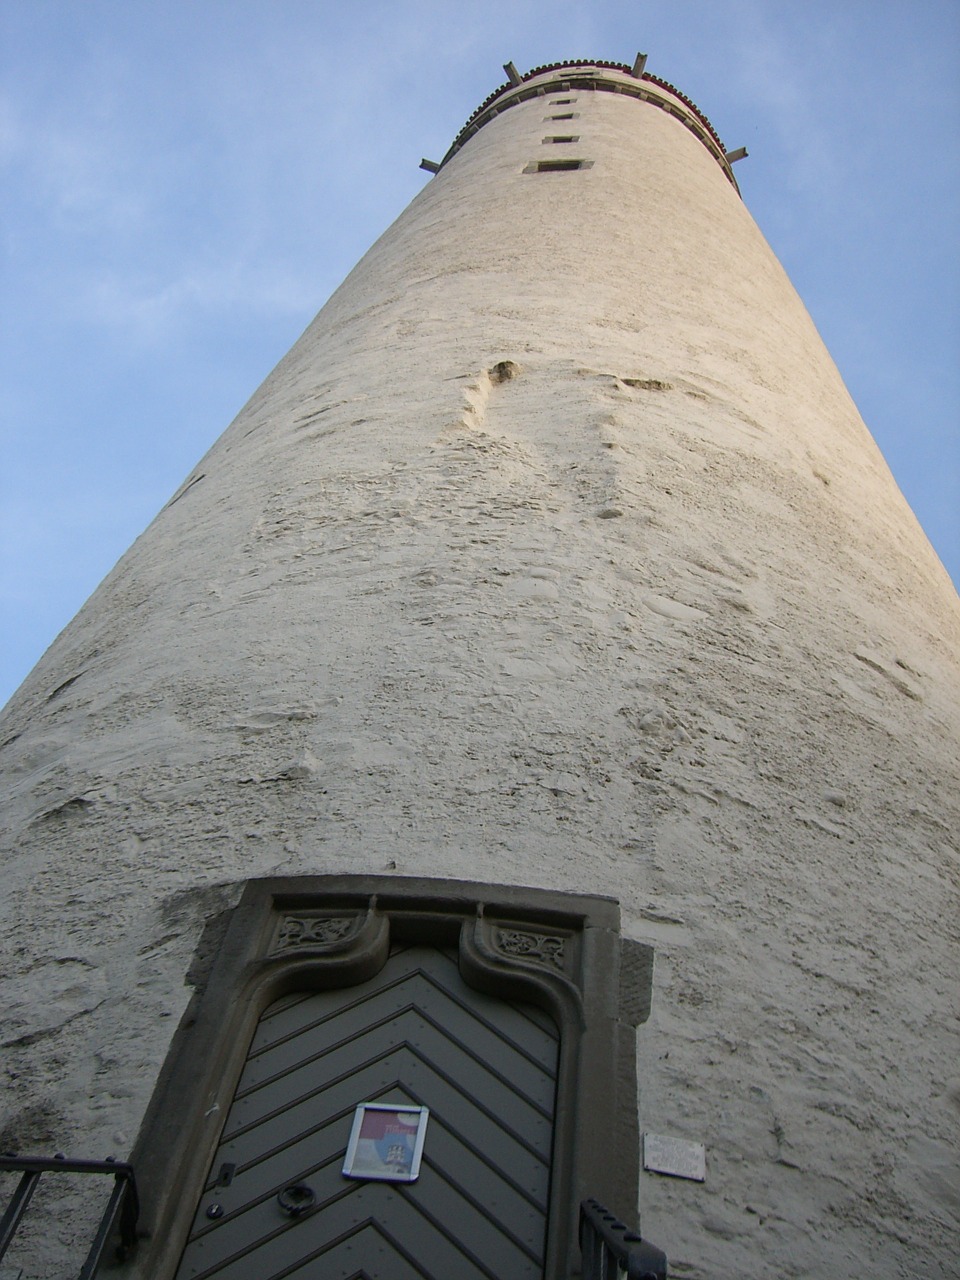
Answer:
(0, 1169, 42, 1262)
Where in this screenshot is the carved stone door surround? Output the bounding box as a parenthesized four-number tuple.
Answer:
(126, 876, 653, 1280)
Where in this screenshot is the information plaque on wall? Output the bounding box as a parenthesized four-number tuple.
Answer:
(342, 1104, 430, 1182)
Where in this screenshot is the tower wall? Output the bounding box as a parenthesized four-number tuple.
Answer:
(1, 64, 958, 1277)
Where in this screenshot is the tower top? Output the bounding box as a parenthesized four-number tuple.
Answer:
(438, 57, 743, 189)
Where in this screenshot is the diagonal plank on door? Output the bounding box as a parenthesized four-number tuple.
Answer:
(175, 946, 559, 1280)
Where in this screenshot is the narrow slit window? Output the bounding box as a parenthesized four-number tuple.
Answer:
(546, 112, 578, 121)
(543, 135, 580, 144)
(525, 158, 592, 174)
(550, 98, 575, 105)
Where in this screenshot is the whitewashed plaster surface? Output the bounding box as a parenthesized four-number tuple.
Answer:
(1, 68, 958, 1278)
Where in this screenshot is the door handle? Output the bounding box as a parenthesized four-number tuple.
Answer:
(277, 1183, 316, 1217)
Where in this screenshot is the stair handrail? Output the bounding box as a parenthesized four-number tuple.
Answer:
(0, 1154, 139, 1278)
(579, 1196, 667, 1279)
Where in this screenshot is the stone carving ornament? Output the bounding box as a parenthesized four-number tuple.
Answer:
(273, 914, 357, 952)
(492, 925, 567, 970)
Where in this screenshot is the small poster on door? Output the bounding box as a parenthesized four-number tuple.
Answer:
(341, 1104, 430, 1182)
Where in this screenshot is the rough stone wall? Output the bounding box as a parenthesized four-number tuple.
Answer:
(1, 69, 958, 1278)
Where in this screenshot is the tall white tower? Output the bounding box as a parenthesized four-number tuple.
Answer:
(1, 58, 958, 1280)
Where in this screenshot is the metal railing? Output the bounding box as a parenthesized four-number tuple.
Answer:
(580, 1197, 667, 1279)
(0, 1155, 139, 1279)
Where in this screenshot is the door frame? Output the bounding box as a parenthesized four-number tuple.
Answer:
(124, 876, 653, 1280)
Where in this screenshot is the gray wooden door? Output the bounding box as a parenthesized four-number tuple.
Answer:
(174, 945, 559, 1280)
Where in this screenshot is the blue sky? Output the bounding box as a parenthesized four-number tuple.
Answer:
(2, 1, 958, 708)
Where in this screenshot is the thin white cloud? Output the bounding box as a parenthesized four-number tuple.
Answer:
(0, 98, 147, 235)
(724, 13, 845, 199)
(81, 259, 321, 339)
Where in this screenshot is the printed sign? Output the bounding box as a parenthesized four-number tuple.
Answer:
(642, 1132, 706, 1181)
(342, 1104, 430, 1182)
